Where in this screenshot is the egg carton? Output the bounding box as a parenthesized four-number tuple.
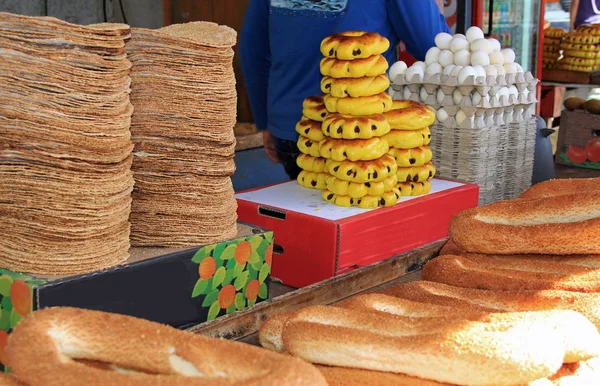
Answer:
(433, 106, 536, 129)
(391, 71, 538, 96)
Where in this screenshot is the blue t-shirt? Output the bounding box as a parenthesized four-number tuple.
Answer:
(575, 0, 600, 28)
(239, 0, 450, 141)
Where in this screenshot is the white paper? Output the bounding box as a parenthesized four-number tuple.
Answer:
(235, 179, 465, 221)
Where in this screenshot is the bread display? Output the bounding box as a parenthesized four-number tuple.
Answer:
(302, 95, 328, 122)
(397, 181, 432, 196)
(383, 127, 432, 149)
(297, 170, 329, 190)
(325, 175, 398, 198)
(297, 135, 322, 157)
(396, 162, 436, 183)
(384, 100, 436, 130)
(319, 137, 390, 162)
(295, 117, 325, 142)
(5, 307, 328, 386)
(322, 187, 401, 208)
(295, 96, 330, 189)
(558, 30, 600, 72)
(296, 153, 327, 173)
(322, 113, 391, 139)
(326, 154, 398, 183)
(321, 75, 390, 98)
(388, 146, 433, 167)
(543, 28, 566, 70)
(320, 55, 389, 78)
(324, 92, 393, 116)
(320, 31, 390, 60)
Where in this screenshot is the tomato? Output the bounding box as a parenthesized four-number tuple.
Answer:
(566, 145, 588, 164)
(585, 138, 600, 162)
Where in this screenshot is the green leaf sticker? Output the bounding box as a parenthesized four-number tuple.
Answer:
(1, 297, 12, 312)
(256, 240, 269, 259)
(248, 251, 261, 265)
(251, 260, 263, 271)
(207, 301, 221, 321)
(235, 293, 246, 310)
(226, 258, 236, 270)
(220, 244, 238, 260)
(234, 271, 249, 291)
(259, 282, 268, 300)
(192, 245, 215, 263)
(10, 309, 23, 329)
(233, 262, 245, 278)
(0, 308, 9, 330)
(226, 305, 237, 315)
(259, 264, 271, 283)
(248, 266, 259, 281)
(248, 235, 263, 249)
(191, 279, 209, 298)
(212, 267, 227, 290)
(248, 298, 257, 307)
(222, 269, 234, 286)
(0, 270, 32, 282)
(0, 276, 13, 297)
(265, 232, 274, 244)
(202, 289, 219, 307)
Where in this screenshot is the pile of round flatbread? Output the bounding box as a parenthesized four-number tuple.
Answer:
(0, 12, 134, 274)
(126, 23, 239, 246)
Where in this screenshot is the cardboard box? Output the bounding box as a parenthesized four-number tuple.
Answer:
(555, 110, 600, 170)
(0, 223, 272, 372)
(236, 179, 479, 288)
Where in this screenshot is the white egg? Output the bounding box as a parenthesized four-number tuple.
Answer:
(458, 66, 477, 84)
(503, 63, 518, 74)
(405, 65, 424, 81)
(436, 107, 449, 122)
(388, 61, 408, 80)
(452, 89, 463, 105)
(438, 50, 454, 67)
(483, 64, 498, 76)
(426, 62, 443, 75)
(403, 86, 412, 100)
(412, 61, 427, 71)
(442, 64, 456, 76)
(509, 85, 518, 96)
(450, 37, 470, 53)
(436, 88, 446, 104)
(488, 38, 501, 52)
(489, 51, 505, 65)
(466, 26, 485, 43)
(420, 87, 429, 102)
(454, 49, 471, 66)
(514, 63, 524, 73)
(501, 49, 516, 64)
(456, 110, 467, 126)
(494, 64, 507, 75)
(471, 50, 490, 67)
(472, 65, 486, 79)
(497, 87, 509, 98)
(450, 65, 463, 77)
(454, 33, 466, 40)
(435, 32, 453, 49)
(425, 47, 441, 65)
(470, 38, 493, 54)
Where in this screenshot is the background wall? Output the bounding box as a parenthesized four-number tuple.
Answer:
(0, 0, 163, 28)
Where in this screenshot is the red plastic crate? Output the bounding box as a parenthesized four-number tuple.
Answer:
(236, 179, 479, 288)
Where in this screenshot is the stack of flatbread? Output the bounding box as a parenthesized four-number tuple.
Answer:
(0, 13, 134, 274)
(126, 22, 239, 246)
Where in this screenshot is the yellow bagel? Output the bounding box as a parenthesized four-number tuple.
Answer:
(397, 162, 436, 183)
(388, 146, 433, 167)
(322, 188, 401, 209)
(326, 174, 398, 198)
(562, 50, 600, 59)
(564, 33, 600, 45)
(320, 31, 390, 60)
(384, 100, 436, 130)
(560, 56, 600, 66)
(297, 135, 321, 157)
(297, 170, 329, 190)
(296, 154, 327, 173)
(576, 25, 600, 36)
(321, 75, 390, 98)
(560, 42, 599, 51)
(320, 55, 389, 78)
(295, 117, 325, 142)
(557, 63, 595, 72)
(324, 92, 393, 116)
(397, 181, 432, 196)
(544, 28, 567, 39)
(322, 113, 391, 139)
(326, 154, 398, 183)
(319, 137, 389, 161)
(302, 95, 328, 122)
(383, 127, 431, 149)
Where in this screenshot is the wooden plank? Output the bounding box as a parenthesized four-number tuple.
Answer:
(0, 0, 45, 16)
(542, 69, 597, 85)
(188, 239, 445, 340)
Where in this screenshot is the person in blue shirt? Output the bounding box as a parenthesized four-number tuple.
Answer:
(571, 0, 600, 30)
(239, 0, 450, 179)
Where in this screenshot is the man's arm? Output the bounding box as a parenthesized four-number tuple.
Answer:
(239, 0, 270, 131)
(570, 0, 580, 30)
(387, 0, 450, 61)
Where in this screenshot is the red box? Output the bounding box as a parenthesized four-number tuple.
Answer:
(236, 179, 479, 288)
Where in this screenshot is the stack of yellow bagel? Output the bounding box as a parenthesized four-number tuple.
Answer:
(316, 31, 402, 209)
(295, 95, 330, 190)
(543, 27, 566, 70)
(384, 100, 437, 196)
(559, 27, 600, 72)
